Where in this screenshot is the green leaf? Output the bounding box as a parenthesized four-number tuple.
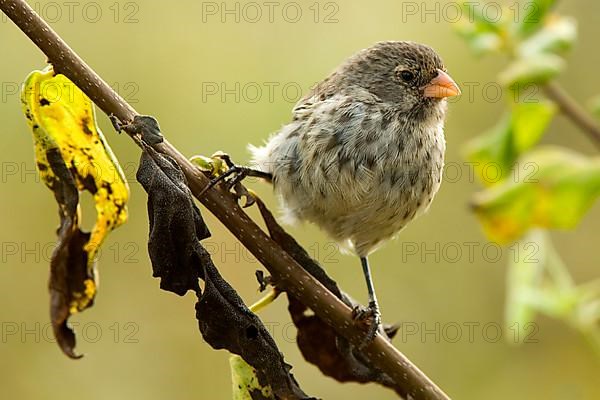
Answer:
(588, 95, 600, 118)
(464, 101, 556, 186)
(499, 53, 564, 86)
(455, 2, 505, 56)
(230, 355, 274, 400)
(573, 280, 600, 327)
(505, 230, 547, 343)
(518, 16, 577, 56)
(511, 101, 557, 151)
(471, 32, 503, 55)
(464, 115, 514, 186)
(455, 25, 502, 56)
(471, 147, 600, 243)
(505, 232, 600, 349)
(461, 1, 504, 33)
(517, 0, 557, 36)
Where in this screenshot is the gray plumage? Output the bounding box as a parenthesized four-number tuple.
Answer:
(250, 41, 455, 258)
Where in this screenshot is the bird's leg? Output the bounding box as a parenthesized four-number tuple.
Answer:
(352, 256, 382, 346)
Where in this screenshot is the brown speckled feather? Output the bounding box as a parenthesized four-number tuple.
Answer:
(250, 41, 452, 257)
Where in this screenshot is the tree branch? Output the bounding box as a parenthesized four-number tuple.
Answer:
(0, 1, 451, 399)
(543, 81, 600, 148)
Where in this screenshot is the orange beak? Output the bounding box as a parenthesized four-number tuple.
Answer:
(422, 69, 461, 98)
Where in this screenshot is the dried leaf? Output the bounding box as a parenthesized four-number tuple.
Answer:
(20, 66, 129, 358)
(136, 147, 208, 295)
(136, 147, 310, 399)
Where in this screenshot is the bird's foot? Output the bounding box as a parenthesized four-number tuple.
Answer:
(352, 301, 382, 348)
(192, 152, 271, 207)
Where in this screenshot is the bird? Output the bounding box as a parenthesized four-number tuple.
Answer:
(247, 41, 460, 341)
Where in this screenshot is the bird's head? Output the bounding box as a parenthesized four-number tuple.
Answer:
(338, 41, 461, 115)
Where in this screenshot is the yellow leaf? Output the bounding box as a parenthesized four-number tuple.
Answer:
(21, 66, 129, 357)
(229, 355, 274, 400)
(471, 147, 600, 243)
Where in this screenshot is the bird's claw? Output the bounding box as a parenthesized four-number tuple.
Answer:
(194, 152, 258, 208)
(352, 302, 382, 348)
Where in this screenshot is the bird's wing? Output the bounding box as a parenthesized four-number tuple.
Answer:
(285, 89, 397, 193)
(292, 86, 382, 121)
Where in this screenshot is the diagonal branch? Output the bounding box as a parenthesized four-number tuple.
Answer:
(0, 1, 451, 399)
(543, 81, 600, 148)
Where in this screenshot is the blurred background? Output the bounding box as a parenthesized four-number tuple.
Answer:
(0, 0, 599, 399)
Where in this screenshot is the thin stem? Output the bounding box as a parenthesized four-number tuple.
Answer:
(0, 1, 451, 399)
(503, 33, 600, 148)
(543, 82, 600, 148)
(249, 289, 280, 314)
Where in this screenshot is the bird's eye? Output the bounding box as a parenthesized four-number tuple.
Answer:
(399, 70, 415, 82)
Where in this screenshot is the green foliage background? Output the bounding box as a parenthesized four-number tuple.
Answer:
(0, 1, 598, 399)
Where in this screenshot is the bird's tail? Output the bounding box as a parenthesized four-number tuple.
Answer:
(247, 142, 273, 174)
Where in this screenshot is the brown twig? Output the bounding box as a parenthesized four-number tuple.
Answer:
(543, 81, 600, 147)
(0, 1, 451, 399)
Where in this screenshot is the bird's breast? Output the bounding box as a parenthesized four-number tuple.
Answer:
(265, 102, 446, 255)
